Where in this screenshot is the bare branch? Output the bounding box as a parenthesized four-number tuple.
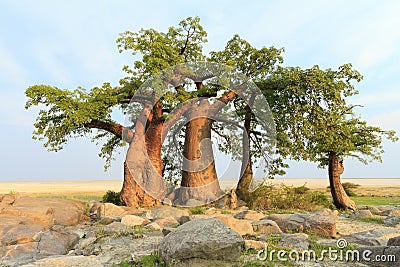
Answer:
(85, 119, 134, 143)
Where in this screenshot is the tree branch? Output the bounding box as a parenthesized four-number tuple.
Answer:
(162, 98, 199, 141)
(85, 119, 134, 143)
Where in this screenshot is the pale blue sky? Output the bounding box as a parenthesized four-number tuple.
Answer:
(1, 0, 399, 181)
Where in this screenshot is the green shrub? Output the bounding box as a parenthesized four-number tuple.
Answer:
(309, 191, 328, 203)
(112, 254, 165, 267)
(221, 210, 232, 214)
(112, 261, 134, 267)
(249, 183, 332, 211)
(342, 182, 360, 189)
(139, 254, 165, 266)
(294, 184, 310, 194)
(102, 190, 121, 205)
(189, 206, 204, 215)
(342, 182, 360, 197)
(344, 188, 357, 197)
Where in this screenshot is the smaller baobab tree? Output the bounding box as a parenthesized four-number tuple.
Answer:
(209, 35, 284, 201)
(310, 108, 397, 210)
(262, 64, 398, 210)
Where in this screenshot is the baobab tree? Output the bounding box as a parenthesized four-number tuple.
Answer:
(259, 64, 398, 210)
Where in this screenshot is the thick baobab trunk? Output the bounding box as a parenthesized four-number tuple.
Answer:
(328, 152, 356, 210)
(169, 83, 241, 205)
(145, 100, 164, 176)
(174, 114, 221, 205)
(120, 104, 165, 207)
(236, 104, 253, 202)
(120, 161, 160, 208)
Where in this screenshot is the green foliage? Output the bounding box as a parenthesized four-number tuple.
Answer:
(293, 184, 310, 194)
(189, 206, 204, 214)
(25, 83, 127, 170)
(102, 190, 121, 205)
(208, 35, 284, 176)
(249, 183, 332, 211)
(344, 188, 357, 197)
(220, 210, 232, 214)
(259, 64, 398, 174)
(342, 182, 360, 189)
(309, 192, 332, 208)
(112, 253, 165, 267)
(117, 16, 207, 79)
(209, 34, 284, 80)
(112, 261, 133, 267)
(137, 254, 165, 267)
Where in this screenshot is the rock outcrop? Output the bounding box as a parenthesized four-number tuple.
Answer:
(2, 195, 400, 267)
(266, 210, 337, 237)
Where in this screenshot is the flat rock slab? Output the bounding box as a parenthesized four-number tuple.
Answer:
(97, 222, 135, 236)
(153, 216, 180, 228)
(1, 198, 85, 226)
(147, 206, 189, 220)
(279, 233, 310, 250)
(214, 215, 254, 236)
(343, 229, 400, 246)
(0, 214, 46, 245)
(383, 216, 400, 227)
(387, 236, 400, 246)
(0, 242, 39, 266)
(72, 231, 162, 266)
(20, 255, 103, 267)
(357, 246, 400, 267)
(252, 219, 282, 234)
(244, 239, 266, 250)
(350, 210, 374, 219)
(258, 233, 310, 250)
(36, 229, 80, 256)
(266, 212, 337, 237)
(0, 228, 80, 266)
(91, 203, 141, 218)
(120, 215, 148, 227)
(234, 210, 265, 221)
(0, 194, 16, 209)
(0, 197, 90, 266)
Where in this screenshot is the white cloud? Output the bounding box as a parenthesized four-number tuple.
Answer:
(351, 88, 400, 108)
(0, 42, 29, 88)
(0, 92, 36, 129)
(368, 109, 400, 131)
(328, 1, 400, 72)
